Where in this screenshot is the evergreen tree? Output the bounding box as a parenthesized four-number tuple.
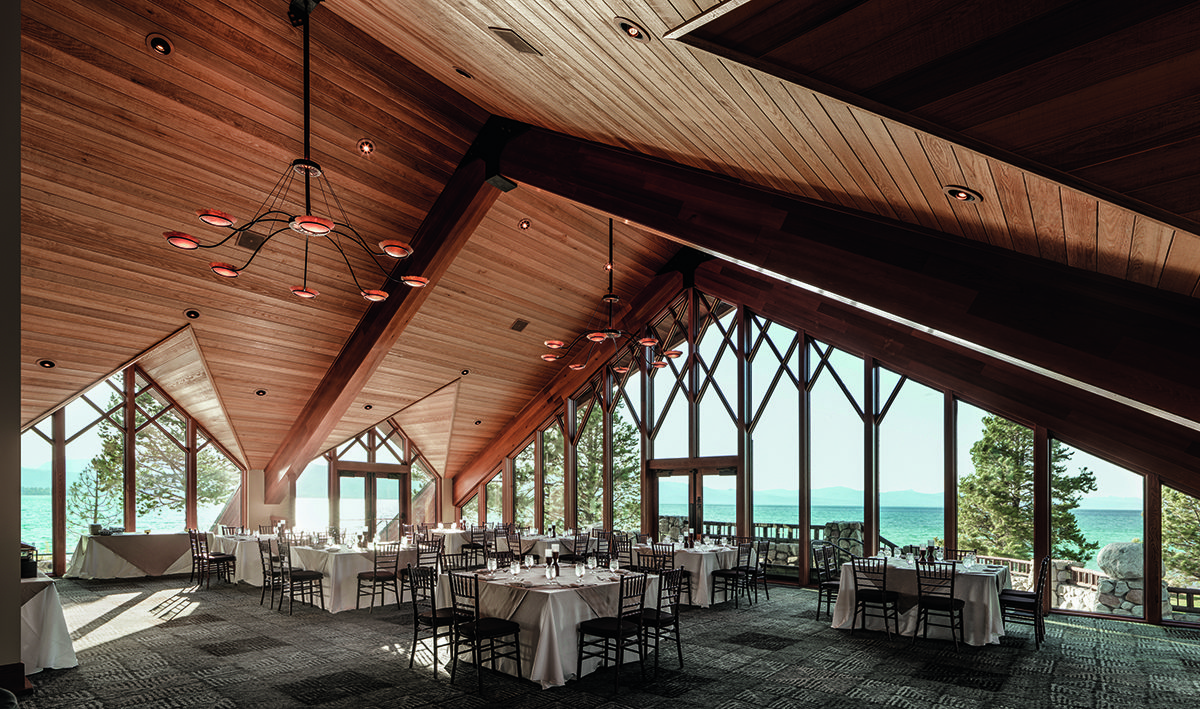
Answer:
(1162, 487, 1200, 583)
(575, 401, 642, 530)
(958, 415, 1098, 561)
(66, 435, 124, 537)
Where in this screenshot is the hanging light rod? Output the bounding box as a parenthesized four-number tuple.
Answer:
(162, 1, 421, 302)
(540, 218, 678, 369)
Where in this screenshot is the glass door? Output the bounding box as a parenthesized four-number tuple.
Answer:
(651, 457, 739, 541)
(335, 467, 409, 542)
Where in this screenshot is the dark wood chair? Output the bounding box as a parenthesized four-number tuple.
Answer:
(850, 556, 900, 639)
(944, 548, 978, 561)
(1000, 555, 1051, 649)
(913, 560, 965, 650)
(811, 540, 840, 621)
(750, 539, 771, 602)
(417, 538, 443, 570)
(461, 526, 487, 566)
(559, 533, 591, 564)
(219, 525, 241, 535)
(406, 564, 465, 678)
(640, 566, 684, 676)
(356, 542, 401, 612)
(577, 571, 647, 692)
(651, 542, 693, 604)
(256, 537, 283, 607)
(258, 524, 277, 534)
(187, 529, 235, 589)
(711, 542, 754, 608)
(448, 572, 523, 690)
(276, 536, 325, 614)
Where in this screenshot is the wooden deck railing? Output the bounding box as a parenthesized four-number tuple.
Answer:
(1168, 586, 1200, 613)
(1069, 566, 1103, 590)
(977, 555, 1033, 578)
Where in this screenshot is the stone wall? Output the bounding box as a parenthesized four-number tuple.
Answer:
(823, 521, 864, 558)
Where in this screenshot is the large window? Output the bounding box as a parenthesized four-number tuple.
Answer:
(1163, 485, 1200, 622)
(575, 395, 604, 529)
(696, 296, 738, 457)
(748, 316, 802, 579)
(514, 441, 536, 529)
(295, 457, 330, 530)
(877, 371, 943, 551)
(411, 459, 436, 525)
(485, 472, 503, 525)
(612, 385, 642, 532)
(542, 424, 565, 534)
(1050, 440, 1143, 618)
(648, 297, 688, 459)
(134, 380, 188, 534)
(809, 341, 865, 556)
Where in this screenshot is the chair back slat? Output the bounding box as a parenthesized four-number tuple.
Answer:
(851, 556, 888, 591)
(448, 571, 480, 620)
(915, 560, 956, 600)
(657, 567, 684, 619)
(617, 572, 649, 621)
(374, 542, 400, 573)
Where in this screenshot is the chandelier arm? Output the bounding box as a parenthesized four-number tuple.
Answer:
(320, 231, 376, 293)
(328, 222, 402, 279)
(231, 225, 294, 272)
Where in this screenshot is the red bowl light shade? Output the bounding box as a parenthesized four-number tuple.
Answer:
(290, 285, 320, 299)
(164, 231, 199, 249)
(663, 349, 683, 358)
(210, 262, 239, 278)
(196, 209, 235, 227)
(586, 332, 607, 343)
(401, 275, 429, 287)
(568, 363, 586, 371)
(638, 337, 659, 347)
(613, 365, 630, 374)
(290, 215, 334, 235)
(378, 240, 413, 258)
(541, 353, 562, 362)
(360, 289, 389, 302)
(544, 340, 565, 349)
(652, 360, 668, 368)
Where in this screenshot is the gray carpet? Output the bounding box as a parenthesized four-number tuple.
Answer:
(18, 576, 1200, 708)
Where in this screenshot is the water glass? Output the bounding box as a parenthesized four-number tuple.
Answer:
(609, 558, 619, 573)
(935, 548, 945, 561)
(586, 555, 597, 570)
(545, 565, 554, 580)
(487, 557, 497, 573)
(524, 554, 534, 568)
(509, 560, 520, 575)
(575, 563, 584, 578)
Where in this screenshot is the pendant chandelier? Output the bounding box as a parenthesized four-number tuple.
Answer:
(540, 219, 682, 371)
(162, 4, 423, 302)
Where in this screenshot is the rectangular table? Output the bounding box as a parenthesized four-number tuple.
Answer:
(428, 528, 466, 555)
(21, 575, 77, 674)
(290, 544, 418, 613)
(830, 559, 1011, 645)
(64, 533, 193, 579)
(634, 544, 739, 608)
(438, 566, 658, 688)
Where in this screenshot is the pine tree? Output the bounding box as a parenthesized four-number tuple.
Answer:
(66, 435, 124, 537)
(1162, 487, 1200, 583)
(958, 415, 1098, 561)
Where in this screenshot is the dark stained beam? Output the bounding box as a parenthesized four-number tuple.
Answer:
(489, 120, 1200, 435)
(264, 150, 502, 504)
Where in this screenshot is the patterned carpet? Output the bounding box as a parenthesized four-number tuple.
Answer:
(18, 576, 1200, 708)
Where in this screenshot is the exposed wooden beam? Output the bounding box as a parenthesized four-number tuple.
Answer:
(264, 148, 501, 503)
(490, 120, 1200, 434)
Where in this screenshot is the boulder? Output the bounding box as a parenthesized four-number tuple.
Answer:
(1096, 542, 1144, 579)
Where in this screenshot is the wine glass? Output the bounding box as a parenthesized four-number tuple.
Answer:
(935, 547, 945, 561)
(609, 557, 619, 573)
(487, 557, 497, 573)
(586, 555, 597, 570)
(575, 562, 584, 578)
(509, 560, 520, 575)
(524, 554, 534, 569)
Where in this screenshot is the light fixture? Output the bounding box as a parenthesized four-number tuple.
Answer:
(539, 218, 663, 370)
(255, 389, 267, 396)
(944, 185, 982, 203)
(611, 17, 651, 43)
(518, 218, 531, 230)
(184, 309, 200, 319)
(161, 7, 425, 302)
(146, 33, 173, 56)
(37, 359, 56, 369)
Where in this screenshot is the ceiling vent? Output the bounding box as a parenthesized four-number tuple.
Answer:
(489, 27, 542, 56)
(510, 318, 530, 332)
(236, 231, 267, 251)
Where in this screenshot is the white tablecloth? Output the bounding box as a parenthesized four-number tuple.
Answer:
(634, 545, 738, 608)
(290, 545, 418, 613)
(831, 559, 1011, 645)
(437, 567, 659, 688)
(429, 529, 466, 555)
(64, 533, 193, 579)
(21, 576, 77, 674)
(209, 534, 270, 586)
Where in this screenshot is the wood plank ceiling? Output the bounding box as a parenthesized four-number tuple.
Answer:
(20, 0, 1200, 489)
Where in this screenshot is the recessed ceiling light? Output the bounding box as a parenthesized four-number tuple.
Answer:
(944, 185, 982, 203)
(363, 404, 373, 410)
(611, 17, 651, 43)
(474, 420, 482, 425)
(453, 66, 474, 79)
(461, 369, 470, 376)
(255, 389, 267, 397)
(146, 33, 173, 56)
(184, 309, 200, 319)
(356, 138, 374, 156)
(518, 218, 531, 230)
(37, 359, 56, 369)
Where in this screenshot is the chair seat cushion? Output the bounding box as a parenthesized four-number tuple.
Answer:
(819, 580, 841, 590)
(1001, 596, 1038, 609)
(712, 569, 748, 579)
(1000, 589, 1037, 600)
(856, 589, 900, 604)
(459, 617, 520, 639)
(357, 571, 396, 581)
(919, 595, 966, 611)
(579, 616, 640, 638)
(639, 608, 676, 627)
(419, 607, 466, 626)
(289, 570, 323, 581)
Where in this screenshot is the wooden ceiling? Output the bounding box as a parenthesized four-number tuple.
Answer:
(19, 0, 1200, 490)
